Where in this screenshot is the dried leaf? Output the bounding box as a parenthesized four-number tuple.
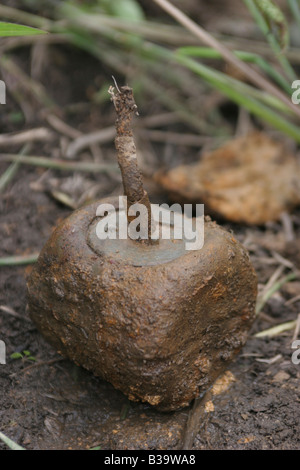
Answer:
(155, 133, 300, 224)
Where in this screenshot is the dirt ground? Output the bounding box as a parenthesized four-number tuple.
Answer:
(1, 148, 300, 451)
(0, 2, 300, 451)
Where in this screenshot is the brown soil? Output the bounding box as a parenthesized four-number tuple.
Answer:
(0, 3, 300, 450)
(1, 158, 300, 449)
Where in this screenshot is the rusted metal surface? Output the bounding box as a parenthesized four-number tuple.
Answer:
(110, 85, 153, 239)
(27, 198, 257, 411)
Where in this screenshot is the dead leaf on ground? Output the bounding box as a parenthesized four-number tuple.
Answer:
(155, 133, 300, 225)
(211, 370, 236, 396)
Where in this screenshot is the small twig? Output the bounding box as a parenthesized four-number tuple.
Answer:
(0, 305, 31, 322)
(256, 354, 282, 364)
(0, 143, 31, 193)
(181, 391, 209, 450)
(109, 84, 144, 203)
(109, 84, 155, 242)
(182, 371, 235, 449)
(65, 126, 115, 158)
(45, 114, 82, 140)
(271, 251, 295, 270)
(259, 311, 278, 324)
(260, 265, 285, 297)
(49, 190, 77, 210)
(0, 160, 20, 193)
(285, 294, 300, 306)
(112, 75, 121, 93)
(46, 113, 114, 161)
(292, 313, 300, 343)
(0, 128, 53, 147)
(280, 212, 295, 242)
(0, 154, 118, 173)
(65, 113, 183, 159)
(139, 111, 180, 127)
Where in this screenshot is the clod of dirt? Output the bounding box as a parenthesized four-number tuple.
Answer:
(26, 86, 257, 412)
(155, 132, 300, 225)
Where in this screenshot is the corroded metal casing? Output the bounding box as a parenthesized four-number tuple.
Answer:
(27, 198, 257, 411)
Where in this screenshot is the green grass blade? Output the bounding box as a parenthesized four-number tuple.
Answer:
(243, 0, 297, 81)
(255, 272, 298, 315)
(173, 53, 300, 142)
(0, 253, 39, 266)
(0, 22, 47, 37)
(0, 431, 26, 450)
(0, 144, 31, 193)
(255, 320, 297, 338)
(177, 46, 292, 94)
(70, 25, 300, 141)
(0, 160, 20, 193)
